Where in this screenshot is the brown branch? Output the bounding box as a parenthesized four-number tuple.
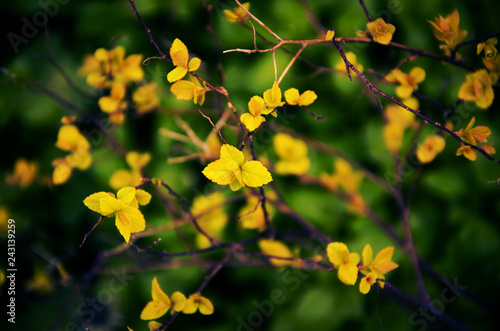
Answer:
(128, 0, 168, 60)
(359, 0, 373, 21)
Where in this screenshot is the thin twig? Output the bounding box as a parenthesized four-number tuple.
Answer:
(235, 0, 282, 41)
(359, 0, 373, 21)
(128, 0, 167, 60)
(199, 109, 228, 144)
(79, 216, 103, 247)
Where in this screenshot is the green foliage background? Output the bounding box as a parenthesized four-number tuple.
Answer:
(1, 0, 499, 330)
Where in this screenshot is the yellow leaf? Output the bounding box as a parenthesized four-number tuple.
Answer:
(335, 52, 363, 74)
(140, 277, 171, 320)
(275, 158, 310, 176)
(366, 18, 395, 45)
(100, 196, 124, 216)
(383, 122, 404, 153)
(126, 151, 151, 170)
(338, 262, 359, 285)
(198, 296, 214, 315)
(327, 242, 349, 267)
(55, 125, 90, 153)
(273, 133, 310, 175)
(188, 57, 201, 72)
(362, 244, 373, 267)
(202, 159, 239, 185)
(83, 192, 113, 215)
(241, 161, 273, 187)
(223, 2, 250, 23)
(456, 145, 477, 161)
(147, 322, 162, 331)
(263, 81, 285, 112)
(248, 95, 265, 116)
(52, 160, 73, 185)
(135, 189, 152, 206)
(258, 239, 294, 267)
(167, 66, 188, 83)
(203, 145, 272, 190)
(273, 132, 309, 160)
(238, 196, 274, 231)
(458, 69, 494, 109)
(170, 39, 188, 68)
(151, 277, 170, 304)
(115, 205, 146, 242)
(284, 88, 317, 106)
(371, 246, 399, 274)
(182, 294, 214, 315)
(117, 186, 136, 204)
(416, 135, 446, 163)
(325, 29, 335, 41)
(133, 83, 159, 114)
(6, 159, 38, 188)
(171, 291, 187, 312)
(109, 169, 135, 190)
(241, 113, 265, 131)
(284, 88, 300, 105)
(220, 144, 245, 166)
(170, 80, 195, 100)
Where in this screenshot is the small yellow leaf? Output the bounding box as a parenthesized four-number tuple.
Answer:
(325, 29, 335, 41)
(188, 57, 201, 72)
(83, 192, 112, 215)
(117, 186, 136, 204)
(140, 299, 170, 320)
(115, 205, 146, 243)
(220, 144, 245, 166)
(361, 244, 373, 267)
(241, 112, 265, 132)
(338, 262, 359, 285)
(167, 66, 188, 83)
(171, 291, 187, 312)
(258, 239, 294, 267)
(170, 39, 188, 67)
(263, 81, 285, 111)
(202, 159, 239, 185)
(170, 80, 195, 100)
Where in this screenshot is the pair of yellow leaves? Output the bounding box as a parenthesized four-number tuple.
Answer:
(140, 277, 213, 321)
(386, 67, 426, 99)
(79, 46, 144, 89)
(167, 39, 201, 83)
(53, 124, 92, 185)
(327, 242, 398, 294)
(416, 135, 446, 164)
(83, 186, 151, 242)
(334, 52, 364, 75)
(223, 2, 250, 23)
(455, 117, 495, 161)
(98, 80, 159, 123)
(109, 151, 151, 190)
(6, 158, 38, 188)
(273, 133, 310, 175)
(167, 39, 207, 105)
(458, 69, 494, 109)
(191, 192, 228, 248)
(383, 97, 418, 154)
(241, 82, 317, 131)
(258, 239, 297, 267)
(238, 195, 274, 231)
(202, 144, 272, 191)
(240, 82, 285, 131)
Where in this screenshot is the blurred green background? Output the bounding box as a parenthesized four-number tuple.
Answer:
(1, 0, 499, 330)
